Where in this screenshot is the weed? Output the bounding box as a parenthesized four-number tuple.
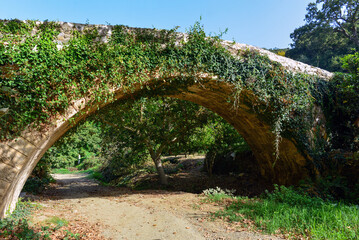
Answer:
(202, 187, 236, 202)
(192, 204, 201, 210)
(88, 171, 105, 182)
(43, 216, 68, 229)
(64, 229, 81, 240)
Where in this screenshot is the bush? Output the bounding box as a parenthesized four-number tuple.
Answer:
(77, 155, 102, 170)
(23, 158, 54, 194)
(322, 53, 359, 152)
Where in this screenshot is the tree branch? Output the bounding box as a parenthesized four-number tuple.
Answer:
(99, 115, 137, 132)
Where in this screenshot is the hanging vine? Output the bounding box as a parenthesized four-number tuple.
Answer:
(0, 20, 324, 163)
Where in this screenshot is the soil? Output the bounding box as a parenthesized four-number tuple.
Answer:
(27, 156, 285, 240)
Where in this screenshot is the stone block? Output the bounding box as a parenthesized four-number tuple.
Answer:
(0, 155, 15, 168)
(71, 97, 87, 111)
(21, 128, 48, 147)
(57, 32, 65, 41)
(63, 105, 79, 121)
(0, 145, 27, 170)
(0, 180, 10, 196)
(10, 151, 28, 168)
(0, 163, 18, 183)
(7, 137, 36, 157)
(0, 144, 17, 159)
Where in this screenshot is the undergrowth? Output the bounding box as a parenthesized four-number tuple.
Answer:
(0, 199, 82, 239)
(205, 185, 358, 239)
(0, 199, 44, 239)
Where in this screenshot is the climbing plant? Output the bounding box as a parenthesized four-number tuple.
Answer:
(0, 19, 321, 162)
(321, 53, 359, 151)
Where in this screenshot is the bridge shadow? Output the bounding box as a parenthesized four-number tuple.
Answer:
(25, 166, 272, 202)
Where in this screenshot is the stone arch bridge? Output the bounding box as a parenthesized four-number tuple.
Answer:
(0, 21, 332, 218)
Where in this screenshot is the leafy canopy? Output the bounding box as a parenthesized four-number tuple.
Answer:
(306, 0, 359, 49)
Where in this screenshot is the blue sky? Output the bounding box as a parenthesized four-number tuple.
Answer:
(0, 0, 312, 49)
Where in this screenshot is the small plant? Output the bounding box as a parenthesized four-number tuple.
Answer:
(203, 187, 236, 202)
(0, 199, 45, 239)
(89, 171, 105, 182)
(43, 216, 68, 229)
(192, 203, 201, 210)
(64, 230, 81, 240)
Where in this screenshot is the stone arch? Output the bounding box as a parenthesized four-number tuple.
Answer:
(0, 21, 333, 218)
(0, 76, 319, 218)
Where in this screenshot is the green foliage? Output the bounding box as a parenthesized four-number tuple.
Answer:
(286, 1, 359, 195)
(202, 187, 236, 202)
(63, 230, 81, 240)
(0, 198, 82, 239)
(98, 97, 211, 184)
(0, 199, 45, 239)
(1, 19, 323, 171)
(0, 19, 33, 35)
(286, 0, 359, 71)
(163, 104, 248, 155)
(206, 117, 249, 155)
(299, 176, 359, 203)
(51, 166, 100, 175)
(268, 48, 289, 57)
(320, 53, 359, 151)
(23, 157, 54, 194)
(286, 23, 354, 71)
(23, 176, 53, 195)
(89, 171, 102, 180)
(200, 116, 251, 176)
(51, 168, 77, 174)
(305, 0, 359, 50)
(342, 51, 359, 76)
(41, 120, 104, 169)
(211, 185, 359, 239)
(43, 216, 68, 228)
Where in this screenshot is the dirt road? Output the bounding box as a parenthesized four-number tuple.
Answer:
(30, 173, 283, 240)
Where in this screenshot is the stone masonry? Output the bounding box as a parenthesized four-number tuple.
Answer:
(0, 21, 332, 218)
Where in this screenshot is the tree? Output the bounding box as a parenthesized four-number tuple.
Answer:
(286, 0, 358, 71)
(324, 53, 359, 151)
(42, 120, 104, 169)
(286, 23, 353, 71)
(305, 0, 359, 50)
(98, 97, 210, 185)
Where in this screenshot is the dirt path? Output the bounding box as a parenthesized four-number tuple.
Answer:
(30, 173, 284, 240)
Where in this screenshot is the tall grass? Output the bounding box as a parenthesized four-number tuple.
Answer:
(209, 185, 358, 239)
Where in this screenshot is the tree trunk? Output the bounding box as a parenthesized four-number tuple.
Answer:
(153, 158, 168, 185)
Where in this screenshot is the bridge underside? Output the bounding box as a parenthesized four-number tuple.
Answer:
(0, 78, 311, 218)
